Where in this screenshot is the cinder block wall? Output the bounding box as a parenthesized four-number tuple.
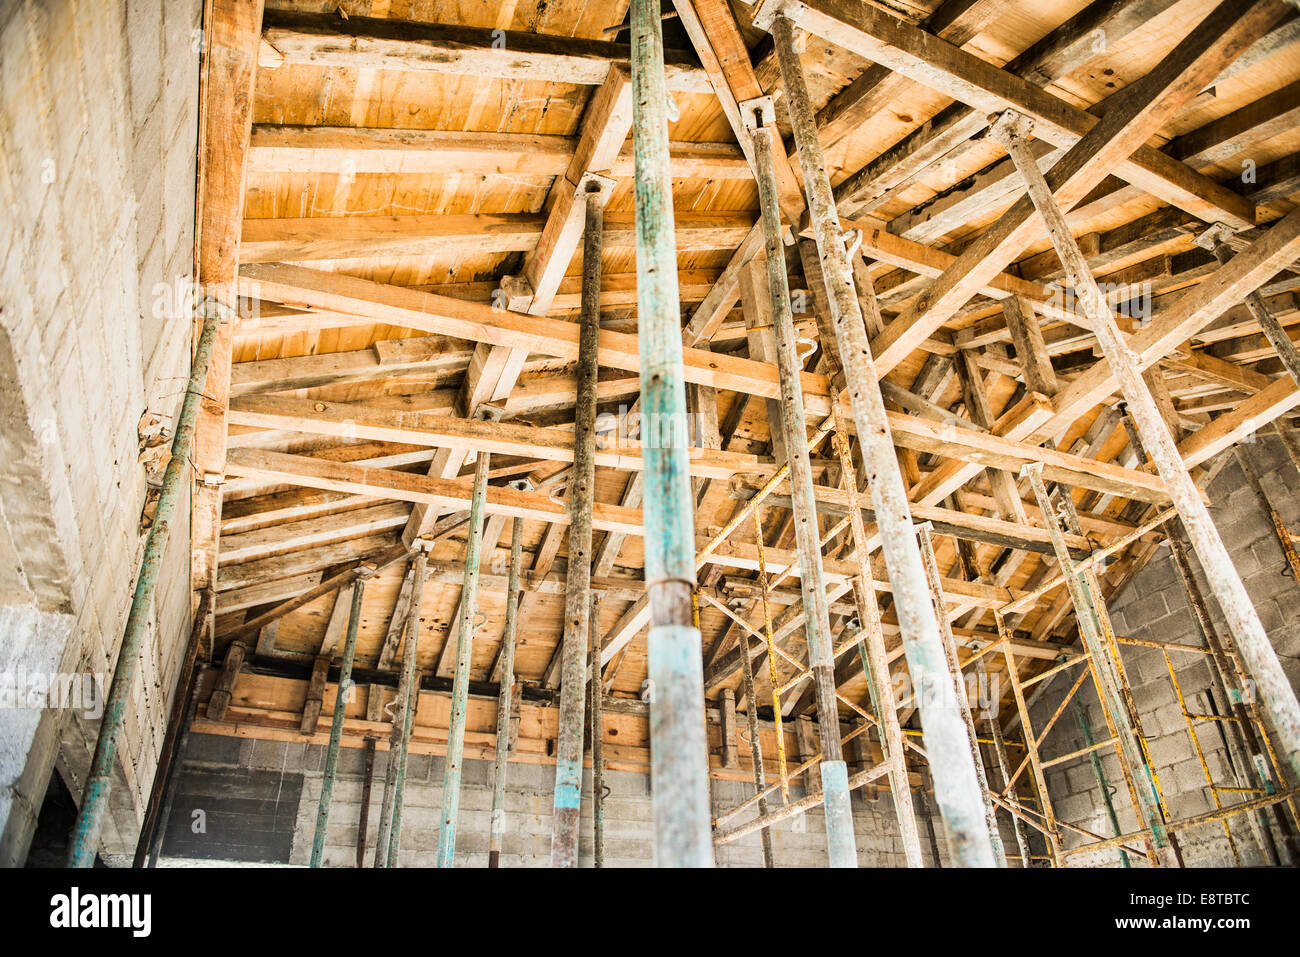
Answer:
(1031, 436, 1300, 867)
(157, 732, 969, 867)
(0, 0, 203, 864)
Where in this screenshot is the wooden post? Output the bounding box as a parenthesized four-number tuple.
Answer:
(720, 689, 739, 769)
(737, 608, 776, 868)
(552, 175, 611, 867)
(830, 421, 924, 866)
(994, 109, 1300, 783)
(384, 552, 429, 866)
(631, 0, 714, 867)
(768, 13, 995, 867)
(1022, 462, 1177, 867)
(356, 740, 376, 868)
(915, 523, 1007, 866)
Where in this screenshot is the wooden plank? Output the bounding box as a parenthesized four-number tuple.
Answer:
(239, 210, 753, 262)
(770, 0, 1260, 229)
(192, 0, 266, 595)
(850, 0, 1281, 375)
(1043, 205, 1300, 436)
(1180, 377, 1300, 467)
(259, 10, 712, 92)
(247, 125, 750, 179)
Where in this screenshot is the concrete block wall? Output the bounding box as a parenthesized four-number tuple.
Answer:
(1029, 435, 1300, 867)
(158, 732, 964, 867)
(0, 0, 203, 864)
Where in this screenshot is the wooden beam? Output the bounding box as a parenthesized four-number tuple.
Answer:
(818, 0, 1283, 374)
(766, 0, 1260, 229)
(247, 125, 750, 180)
(258, 11, 712, 92)
(192, 0, 265, 595)
(239, 210, 753, 262)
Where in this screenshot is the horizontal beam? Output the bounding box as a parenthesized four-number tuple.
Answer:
(240, 211, 754, 262)
(767, 0, 1256, 229)
(247, 125, 752, 180)
(259, 11, 713, 92)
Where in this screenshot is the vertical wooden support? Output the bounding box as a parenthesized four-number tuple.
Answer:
(310, 579, 366, 868)
(589, 594, 606, 869)
(489, 517, 525, 869)
(552, 177, 610, 867)
(737, 606, 776, 868)
(631, 0, 713, 868)
(830, 421, 924, 865)
(721, 689, 739, 769)
(978, 657, 1031, 868)
(915, 524, 1007, 866)
(997, 617, 1062, 867)
(994, 110, 1300, 782)
(206, 639, 248, 722)
(769, 14, 994, 867)
(796, 716, 821, 797)
(1022, 463, 1177, 866)
(745, 95, 857, 868)
(436, 441, 493, 867)
(356, 740, 376, 868)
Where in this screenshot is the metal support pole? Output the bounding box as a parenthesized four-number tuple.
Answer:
(552, 176, 610, 867)
(1073, 702, 1130, 868)
(436, 437, 493, 867)
(745, 96, 856, 868)
(995, 110, 1300, 782)
(385, 552, 428, 866)
(631, 0, 713, 867)
(589, 593, 605, 868)
(70, 299, 229, 867)
(137, 594, 211, 867)
(310, 578, 367, 867)
(915, 523, 1007, 866)
(489, 516, 524, 868)
(830, 420, 923, 866)
(737, 594, 776, 868)
(769, 15, 993, 868)
(373, 556, 427, 868)
(1023, 463, 1177, 866)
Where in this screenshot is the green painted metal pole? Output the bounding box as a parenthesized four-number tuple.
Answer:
(589, 593, 606, 868)
(1074, 702, 1130, 868)
(489, 516, 524, 868)
(386, 551, 429, 866)
(630, 0, 713, 867)
(310, 578, 367, 867)
(69, 300, 229, 867)
(436, 441, 493, 867)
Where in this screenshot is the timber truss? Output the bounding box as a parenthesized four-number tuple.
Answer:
(129, 0, 1300, 866)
